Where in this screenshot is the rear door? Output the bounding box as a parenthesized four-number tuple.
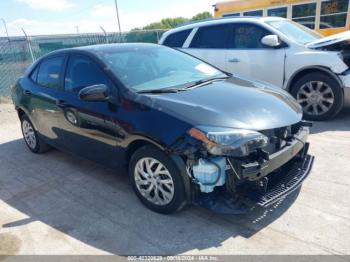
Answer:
(225, 23, 286, 87)
(26, 55, 67, 146)
(182, 24, 231, 72)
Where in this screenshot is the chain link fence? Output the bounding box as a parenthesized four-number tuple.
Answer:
(0, 29, 166, 98)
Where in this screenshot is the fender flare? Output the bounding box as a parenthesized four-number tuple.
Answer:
(285, 66, 344, 92)
(122, 136, 192, 203)
(15, 106, 39, 131)
(170, 154, 192, 203)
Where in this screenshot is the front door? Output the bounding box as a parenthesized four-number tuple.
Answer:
(55, 54, 121, 168)
(225, 23, 286, 87)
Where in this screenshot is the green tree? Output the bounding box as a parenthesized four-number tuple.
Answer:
(133, 11, 214, 31)
(126, 11, 214, 43)
(142, 17, 189, 30)
(191, 11, 213, 21)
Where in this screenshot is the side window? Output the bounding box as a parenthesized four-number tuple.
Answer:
(268, 7, 288, 18)
(243, 10, 263, 16)
(30, 66, 39, 82)
(292, 3, 317, 29)
(320, 0, 349, 29)
(64, 55, 110, 93)
(163, 30, 192, 48)
(231, 24, 270, 49)
(190, 24, 231, 49)
(223, 13, 240, 17)
(37, 56, 65, 89)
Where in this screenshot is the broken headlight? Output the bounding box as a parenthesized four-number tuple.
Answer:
(188, 126, 268, 157)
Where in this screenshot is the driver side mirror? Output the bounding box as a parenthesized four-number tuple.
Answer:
(261, 35, 281, 48)
(79, 84, 109, 102)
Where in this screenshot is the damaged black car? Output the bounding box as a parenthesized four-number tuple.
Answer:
(11, 43, 314, 214)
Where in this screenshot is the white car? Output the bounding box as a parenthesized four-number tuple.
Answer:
(159, 17, 350, 120)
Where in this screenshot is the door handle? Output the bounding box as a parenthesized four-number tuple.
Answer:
(23, 90, 32, 96)
(228, 58, 240, 63)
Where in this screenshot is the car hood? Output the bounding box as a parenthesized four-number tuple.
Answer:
(306, 31, 350, 50)
(142, 77, 303, 131)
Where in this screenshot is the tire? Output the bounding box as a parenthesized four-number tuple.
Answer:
(20, 114, 51, 154)
(129, 145, 187, 214)
(291, 72, 344, 121)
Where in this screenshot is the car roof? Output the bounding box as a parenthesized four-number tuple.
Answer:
(37, 43, 162, 59)
(165, 16, 285, 34)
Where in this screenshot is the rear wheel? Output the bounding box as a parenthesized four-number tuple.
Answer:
(129, 145, 187, 214)
(20, 115, 50, 154)
(291, 72, 344, 121)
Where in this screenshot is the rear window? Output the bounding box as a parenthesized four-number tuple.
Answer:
(190, 24, 231, 49)
(37, 56, 65, 89)
(163, 30, 192, 48)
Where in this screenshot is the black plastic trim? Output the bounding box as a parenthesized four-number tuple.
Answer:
(256, 154, 314, 207)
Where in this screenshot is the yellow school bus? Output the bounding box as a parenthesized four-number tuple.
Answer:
(214, 0, 350, 36)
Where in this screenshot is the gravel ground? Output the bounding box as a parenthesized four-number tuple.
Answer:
(0, 102, 350, 257)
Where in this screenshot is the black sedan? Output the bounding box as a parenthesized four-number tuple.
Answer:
(11, 43, 314, 214)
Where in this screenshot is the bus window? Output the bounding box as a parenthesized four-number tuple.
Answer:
(223, 13, 240, 17)
(243, 10, 263, 16)
(292, 3, 317, 29)
(320, 0, 349, 29)
(267, 7, 288, 18)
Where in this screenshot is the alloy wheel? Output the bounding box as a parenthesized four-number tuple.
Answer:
(134, 157, 175, 206)
(22, 120, 37, 149)
(297, 81, 335, 116)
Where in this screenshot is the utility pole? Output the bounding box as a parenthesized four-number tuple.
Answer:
(114, 0, 123, 41)
(1, 18, 10, 39)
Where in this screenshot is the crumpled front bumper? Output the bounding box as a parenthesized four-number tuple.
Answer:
(239, 127, 310, 181)
(193, 127, 314, 214)
(194, 151, 314, 214)
(254, 154, 314, 207)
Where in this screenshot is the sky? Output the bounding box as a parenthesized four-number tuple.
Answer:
(0, 0, 221, 37)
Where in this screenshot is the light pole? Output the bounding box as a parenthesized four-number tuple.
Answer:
(1, 18, 10, 39)
(114, 0, 122, 41)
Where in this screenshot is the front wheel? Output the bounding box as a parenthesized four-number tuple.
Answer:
(129, 145, 187, 214)
(291, 72, 344, 121)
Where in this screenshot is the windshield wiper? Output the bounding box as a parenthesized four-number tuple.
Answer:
(137, 88, 180, 94)
(181, 75, 231, 90)
(137, 75, 231, 94)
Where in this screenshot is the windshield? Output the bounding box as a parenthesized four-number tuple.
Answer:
(266, 20, 322, 44)
(97, 45, 226, 92)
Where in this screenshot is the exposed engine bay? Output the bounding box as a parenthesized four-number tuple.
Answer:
(308, 32, 350, 68)
(168, 121, 314, 214)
